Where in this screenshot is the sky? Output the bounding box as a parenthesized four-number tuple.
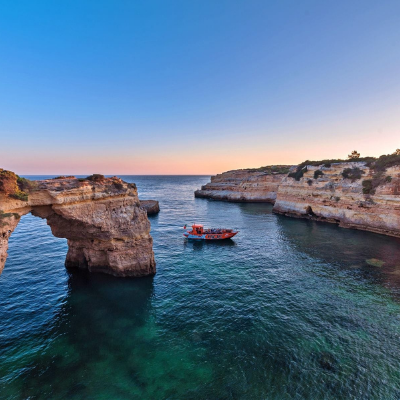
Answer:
(0, 0, 399, 175)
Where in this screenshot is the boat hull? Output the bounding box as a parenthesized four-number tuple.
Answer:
(183, 232, 238, 240)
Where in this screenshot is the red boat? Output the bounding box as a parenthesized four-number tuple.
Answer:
(183, 224, 238, 240)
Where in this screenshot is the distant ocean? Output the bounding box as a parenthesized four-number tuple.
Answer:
(2, 175, 400, 398)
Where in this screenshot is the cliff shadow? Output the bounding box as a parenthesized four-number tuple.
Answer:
(276, 214, 400, 290)
(1, 262, 156, 398)
(235, 202, 274, 215)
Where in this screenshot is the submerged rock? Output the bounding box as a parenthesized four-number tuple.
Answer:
(366, 258, 385, 267)
(318, 352, 337, 372)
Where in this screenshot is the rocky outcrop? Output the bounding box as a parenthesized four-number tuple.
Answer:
(140, 200, 160, 215)
(0, 172, 156, 277)
(194, 167, 291, 203)
(273, 162, 400, 237)
(0, 211, 21, 275)
(195, 160, 400, 238)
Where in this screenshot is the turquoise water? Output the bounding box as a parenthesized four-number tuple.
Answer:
(2, 176, 400, 399)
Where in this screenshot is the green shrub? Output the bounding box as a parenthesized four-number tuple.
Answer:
(361, 172, 391, 195)
(314, 170, 324, 179)
(288, 166, 308, 181)
(0, 211, 20, 227)
(307, 179, 313, 186)
(86, 174, 105, 182)
(342, 167, 365, 181)
(245, 165, 292, 174)
(0, 210, 20, 220)
(10, 191, 29, 201)
(16, 176, 37, 192)
(370, 153, 400, 172)
(296, 157, 375, 170)
(53, 176, 75, 180)
(362, 180, 374, 195)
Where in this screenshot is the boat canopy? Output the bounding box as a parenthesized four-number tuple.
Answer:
(192, 224, 204, 234)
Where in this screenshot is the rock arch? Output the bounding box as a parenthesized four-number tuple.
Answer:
(0, 172, 156, 277)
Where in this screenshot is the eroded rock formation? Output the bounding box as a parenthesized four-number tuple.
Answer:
(195, 160, 400, 238)
(195, 167, 291, 203)
(0, 171, 156, 277)
(273, 162, 400, 237)
(140, 200, 160, 215)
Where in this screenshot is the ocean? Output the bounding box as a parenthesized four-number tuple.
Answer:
(1, 175, 400, 399)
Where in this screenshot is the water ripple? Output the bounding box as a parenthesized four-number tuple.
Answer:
(1, 176, 400, 398)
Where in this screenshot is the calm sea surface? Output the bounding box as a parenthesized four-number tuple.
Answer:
(2, 175, 400, 399)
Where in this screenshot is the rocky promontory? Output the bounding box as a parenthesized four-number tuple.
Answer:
(195, 154, 400, 238)
(274, 161, 400, 237)
(195, 166, 291, 203)
(0, 171, 156, 277)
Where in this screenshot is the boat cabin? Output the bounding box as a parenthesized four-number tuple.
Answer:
(192, 224, 204, 235)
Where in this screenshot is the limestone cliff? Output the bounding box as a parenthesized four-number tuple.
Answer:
(195, 158, 400, 238)
(194, 166, 291, 203)
(0, 171, 156, 277)
(273, 162, 400, 237)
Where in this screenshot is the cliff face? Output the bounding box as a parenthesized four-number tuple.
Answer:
(194, 169, 290, 203)
(273, 162, 400, 237)
(195, 162, 400, 238)
(0, 173, 156, 277)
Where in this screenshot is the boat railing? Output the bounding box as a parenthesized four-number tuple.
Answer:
(203, 228, 233, 234)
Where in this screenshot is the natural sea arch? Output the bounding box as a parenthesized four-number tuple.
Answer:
(0, 175, 156, 277)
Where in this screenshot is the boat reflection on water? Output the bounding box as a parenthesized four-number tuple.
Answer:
(184, 237, 238, 251)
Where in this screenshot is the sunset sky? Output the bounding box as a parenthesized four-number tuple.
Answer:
(1, 0, 399, 175)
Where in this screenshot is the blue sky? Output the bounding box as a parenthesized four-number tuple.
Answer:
(1, 0, 399, 174)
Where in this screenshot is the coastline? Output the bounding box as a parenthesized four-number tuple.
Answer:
(195, 158, 400, 239)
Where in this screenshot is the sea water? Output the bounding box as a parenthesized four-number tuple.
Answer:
(1, 176, 400, 399)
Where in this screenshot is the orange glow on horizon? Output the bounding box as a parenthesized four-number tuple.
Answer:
(4, 141, 400, 176)
(3, 126, 399, 176)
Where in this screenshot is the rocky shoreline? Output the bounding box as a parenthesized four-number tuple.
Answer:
(195, 157, 400, 238)
(195, 166, 291, 203)
(0, 171, 156, 277)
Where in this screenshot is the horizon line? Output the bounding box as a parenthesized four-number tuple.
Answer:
(20, 174, 214, 177)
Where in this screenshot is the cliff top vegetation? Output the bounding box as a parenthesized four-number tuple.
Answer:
(0, 169, 36, 201)
(295, 152, 400, 171)
(296, 157, 376, 169)
(371, 153, 400, 172)
(244, 165, 292, 174)
(287, 151, 400, 181)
